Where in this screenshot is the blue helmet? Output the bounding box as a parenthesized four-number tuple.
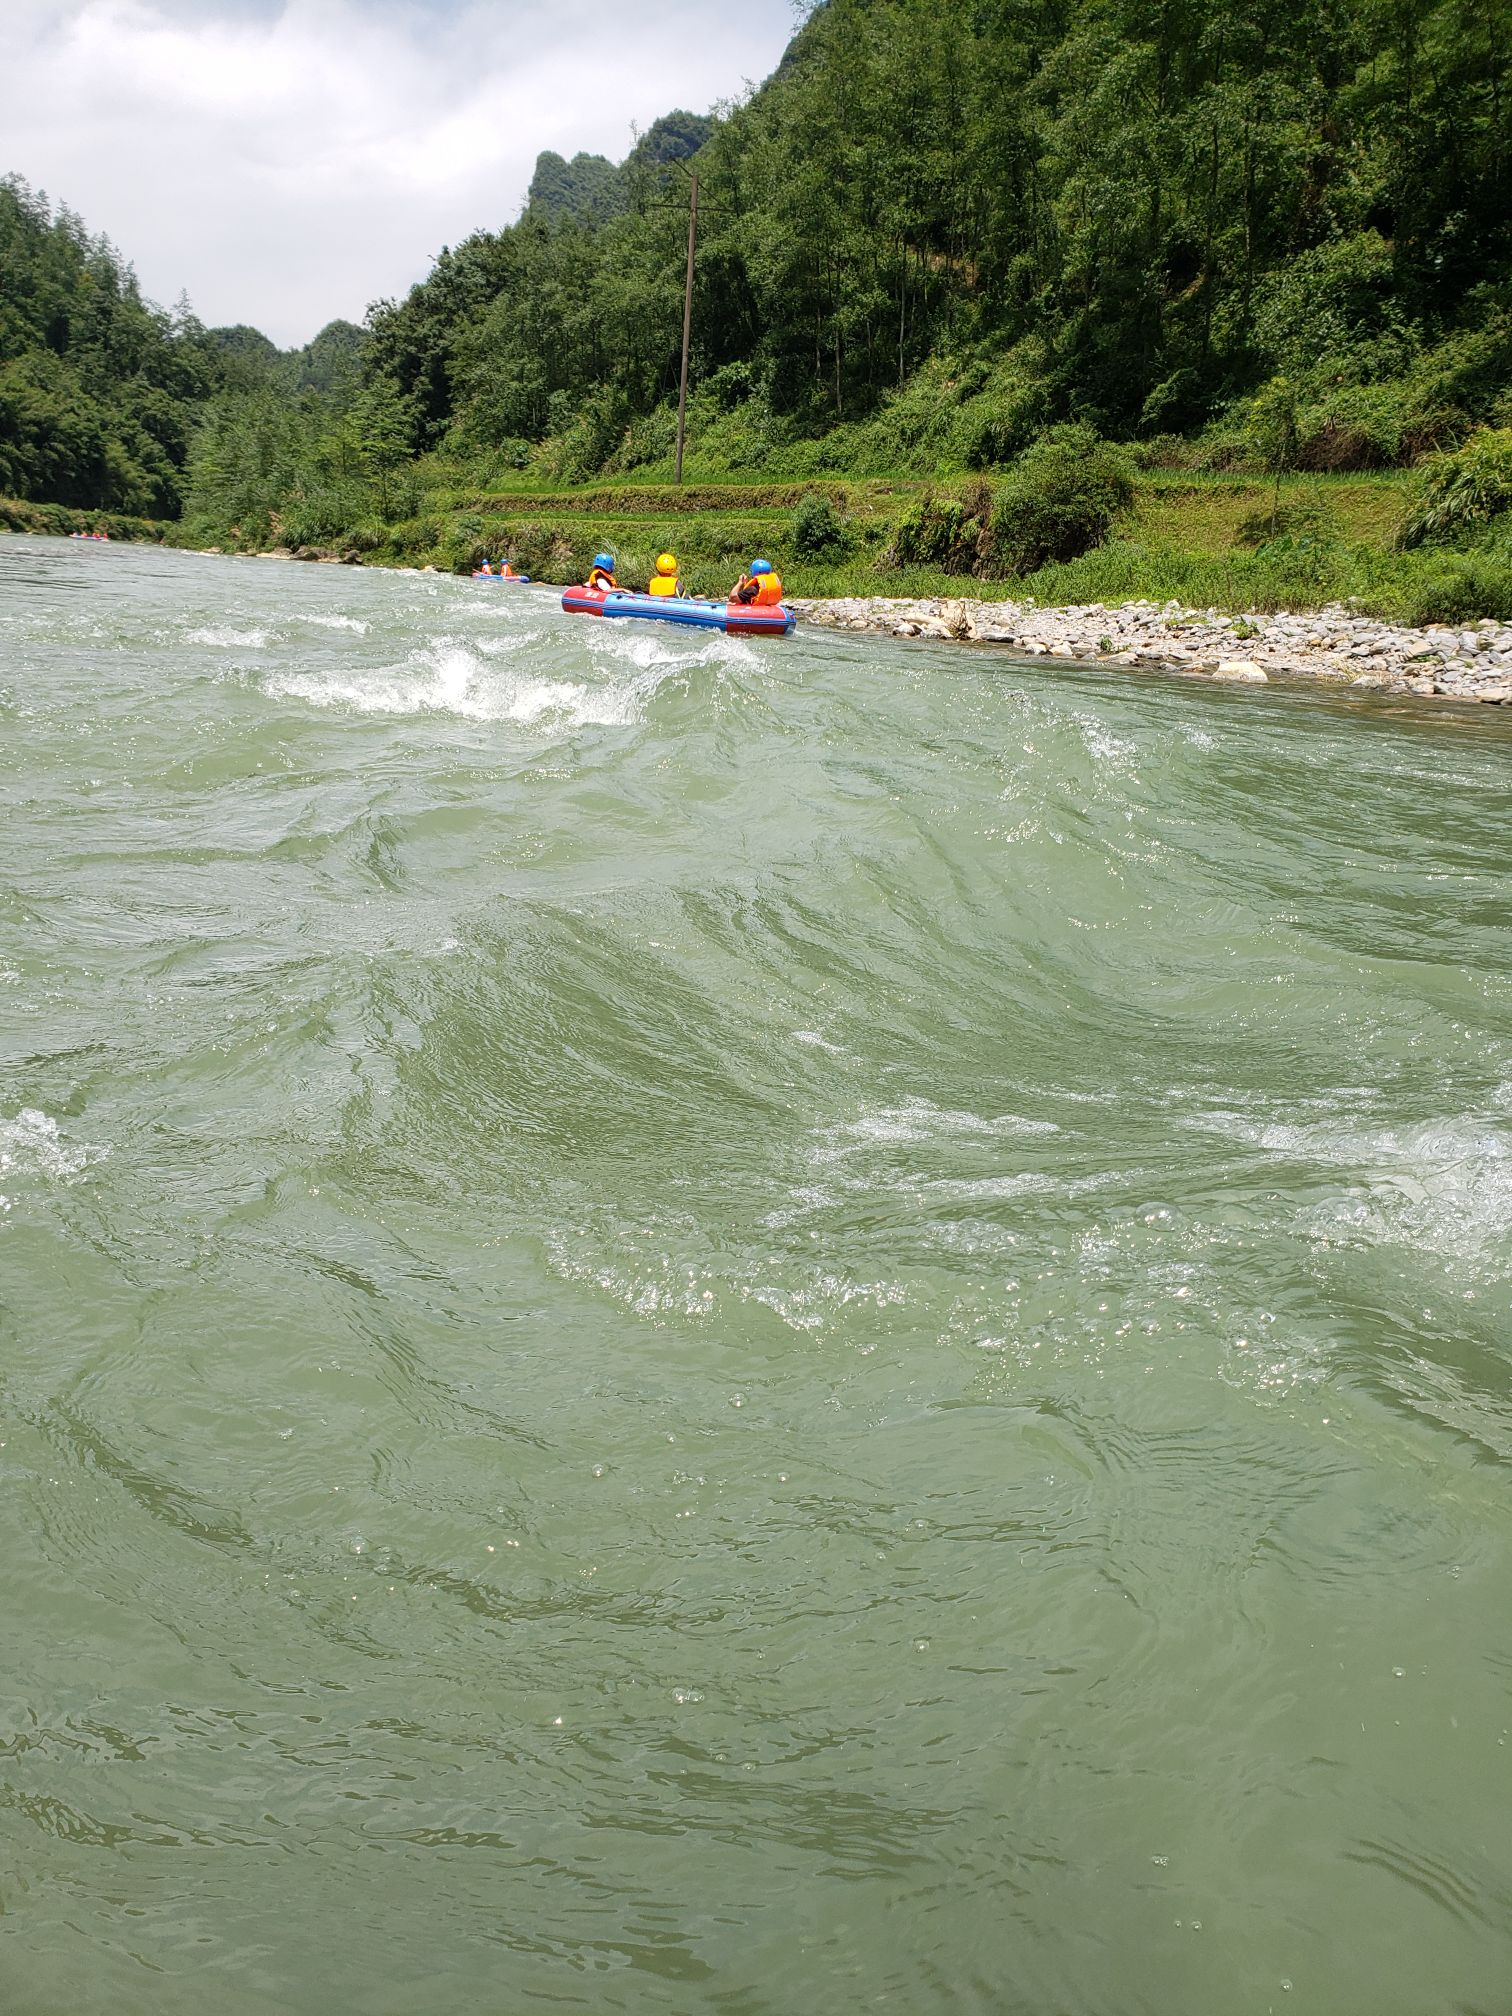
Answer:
(749, 558, 772, 575)
(594, 552, 615, 572)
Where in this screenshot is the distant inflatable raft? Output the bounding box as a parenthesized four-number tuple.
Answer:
(471, 569, 530, 582)
(561, 584, 795, 637)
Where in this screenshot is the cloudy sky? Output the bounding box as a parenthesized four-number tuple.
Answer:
(4, 0, 800, 347)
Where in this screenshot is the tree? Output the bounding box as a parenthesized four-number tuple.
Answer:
(353, 376, 415, 519)
(1246, 375, 1301, 535)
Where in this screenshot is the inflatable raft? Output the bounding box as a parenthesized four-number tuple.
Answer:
(561, 585, 795, 637)
(472, 569, 530, 582)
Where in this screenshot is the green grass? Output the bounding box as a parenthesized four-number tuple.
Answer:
(1018, 538, 1512, 624)
(1130, 472, 1413, 553)
(450, 478, 928, 514)
(422, 467, 1505, 621)
(23, 459, 1502, 625)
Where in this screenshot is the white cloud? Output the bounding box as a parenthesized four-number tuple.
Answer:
(2, 0, 798, 345)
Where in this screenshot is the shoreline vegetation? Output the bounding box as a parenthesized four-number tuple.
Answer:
(10, 0, 1512, 673)
(14, 488, 1512, 709)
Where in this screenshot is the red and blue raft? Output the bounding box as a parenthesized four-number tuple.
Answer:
(561, 584, 795, 637)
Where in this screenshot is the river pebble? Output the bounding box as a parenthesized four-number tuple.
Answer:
(789, 597, 1512, 704)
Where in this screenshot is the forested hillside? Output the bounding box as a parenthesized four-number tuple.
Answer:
(8, 0, 1512, 606)
(0, 177, 222, 515)
(0, 175, 364, 519)
(356, 0, 1512, 485)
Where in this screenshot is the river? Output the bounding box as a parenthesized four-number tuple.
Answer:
(3, 534, 1511, 2015)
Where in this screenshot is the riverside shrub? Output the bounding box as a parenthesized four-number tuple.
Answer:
(882, 480, 992, 572)
(981, 427, 1135, 576)
(1401, 428, 1512, 546)
(792, 490, 851, 558)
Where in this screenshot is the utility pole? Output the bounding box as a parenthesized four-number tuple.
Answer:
(675, 171, 698, 486)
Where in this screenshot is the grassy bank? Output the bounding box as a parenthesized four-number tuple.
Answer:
(18, 469, 1512, 627)
(257, 467, 1511, 626)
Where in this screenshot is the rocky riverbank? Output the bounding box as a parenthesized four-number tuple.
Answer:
(790, 596, 1512, 703)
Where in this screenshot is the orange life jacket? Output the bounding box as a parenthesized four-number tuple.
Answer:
(587, 567, 617, 591)
(748, 572, 783, 606)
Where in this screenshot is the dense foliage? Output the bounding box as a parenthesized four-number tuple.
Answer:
(0, 174, 369, 519)
(0, 176, 220, 514)
(1400, 428, 1512, 546)
(11, 0, 1512, 595)
(358, 0, 1512, 488)
(527, 151, 626, 226)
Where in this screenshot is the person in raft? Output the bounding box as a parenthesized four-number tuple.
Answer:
(587, 552, 619, 592)
(731, 557, 783, 606)
(647, 552, 685, 598)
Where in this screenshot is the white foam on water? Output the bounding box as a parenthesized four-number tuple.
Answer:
(923, 1172, 1059, 1200)
(301, 614, 369, 634)
(1071, 710, 1138, 770)
(258, 641, 665, 728)
(761, 1182, 840, 1229)
(188, 625, 272, 649)
(815, 1097, 1061, 1155)
(792, 1030, 845, 1053)
(0, 1109, 107, 1199)
(1184, 1104, 1512, 1266)
(789, 1098, 1070, 1227)
(746, 1271, 909, 1335)
(471, 630, 545, 658)
(589, 620, 762, 677)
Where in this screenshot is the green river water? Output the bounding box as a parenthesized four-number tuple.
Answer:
(2, 534, 1511, 2015)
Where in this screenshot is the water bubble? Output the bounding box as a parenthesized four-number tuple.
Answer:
(671, 1688, 704, 1706)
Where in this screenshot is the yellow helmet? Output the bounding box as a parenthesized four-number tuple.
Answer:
(656, 552, 677, 574)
